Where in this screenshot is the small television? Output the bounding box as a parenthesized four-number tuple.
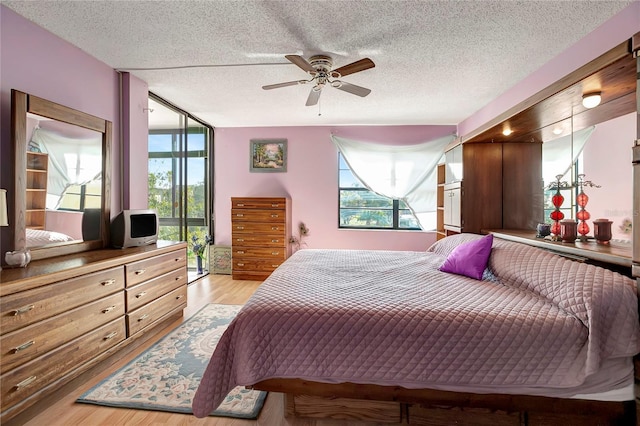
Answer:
(110, 209, 159, 248)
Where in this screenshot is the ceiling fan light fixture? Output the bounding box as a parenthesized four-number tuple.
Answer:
(582, 92, 601, 109)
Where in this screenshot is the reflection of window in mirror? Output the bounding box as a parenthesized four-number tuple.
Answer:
(542, 112, 634, 242)
(26, 113, 103, 246)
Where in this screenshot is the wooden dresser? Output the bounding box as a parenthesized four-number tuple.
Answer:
(0, 241, 187, 423)
(231, 197, 291, 280)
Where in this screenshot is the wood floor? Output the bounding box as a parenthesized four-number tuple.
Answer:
(11, 274, 390, 426)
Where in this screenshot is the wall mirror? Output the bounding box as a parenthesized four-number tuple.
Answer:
(12, 90, 111, 260)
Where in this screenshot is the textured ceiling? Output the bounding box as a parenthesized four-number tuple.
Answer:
(3, 1, 635, 128)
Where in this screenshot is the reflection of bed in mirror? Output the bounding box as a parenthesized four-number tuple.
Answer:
(24, 113, 103, 248)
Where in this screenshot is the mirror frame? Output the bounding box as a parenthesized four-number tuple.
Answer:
(11, 89, 111, 260)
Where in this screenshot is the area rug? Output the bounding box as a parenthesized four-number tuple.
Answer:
(77, 304, 267, 419)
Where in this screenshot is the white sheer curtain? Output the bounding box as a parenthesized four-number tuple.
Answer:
(331, 134, 454, 230)
(30, 127, 102, 208)
(542, 126, 595, 186)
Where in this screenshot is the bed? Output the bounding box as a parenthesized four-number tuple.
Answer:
(192, 233, 640, 423)
(26, 228, 75, 247)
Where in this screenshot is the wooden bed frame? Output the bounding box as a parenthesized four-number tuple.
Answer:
(251, 379, 636, 425)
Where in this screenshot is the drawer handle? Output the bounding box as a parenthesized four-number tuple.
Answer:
(236, 213, 244, 217)
(101, 279, 116, 286)
(12, 340, 35, 353)
(11, 304, 35, 316)
(138, 314, 149, 322)
(175, 276, 183, 281)
(271, 227, 279, 230)
(104, 332, 118, 340)
(271, 214, 279, 218)
(174, 257, 183, 262)
(102, 305, 117, 314)
(271, 252, 279, 255)
(271, 239, 279, 243)
(237, 203, 245, 207)
(236, 238, 244, 242)
(134, 269, 146, 275)
(237, 250, 245, 254)
(135, 291, 147, 299)
(14, 376, 37, 390)
(236, 226, 245, 230)
(237, 263, 245, 266)
(271, 203, 280, 207)
(272, 264, 279, 268)
(176, 294, 184, 300)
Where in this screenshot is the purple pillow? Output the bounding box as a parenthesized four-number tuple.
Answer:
(439, 234, 494, 280)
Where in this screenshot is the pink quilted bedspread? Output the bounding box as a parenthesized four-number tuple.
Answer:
(192, 234, 640, 417)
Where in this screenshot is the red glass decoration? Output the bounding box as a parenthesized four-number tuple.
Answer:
(575, 174, 600, 241)
(549, 175, 565, 240)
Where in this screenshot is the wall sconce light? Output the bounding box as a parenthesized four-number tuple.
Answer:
(582, 92, 601, 109)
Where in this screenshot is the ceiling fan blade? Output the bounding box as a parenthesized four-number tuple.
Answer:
(262, 80, 306, 90)
(285, 55, 316, 73)
(332, 58, 375, 77)
(333, 81, 371, 97)
(306, 87, 322, 106)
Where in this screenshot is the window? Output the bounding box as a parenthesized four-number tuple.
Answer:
(338, 153, 420, 230)
(148, 93, 213, 279)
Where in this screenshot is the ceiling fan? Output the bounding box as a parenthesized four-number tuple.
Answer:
(262, 54, 375, 106)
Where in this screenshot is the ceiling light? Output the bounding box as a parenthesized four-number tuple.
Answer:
(552, 127, 563, 135)
(582, 92, 601, 109)
(502, 128, 513, 136)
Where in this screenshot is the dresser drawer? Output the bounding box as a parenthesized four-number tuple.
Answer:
(233, 258, 284, 273)
(233, 247, 286, 260)
(126, 286, 187, 337)
(232, 233, 286, 247)
(1, 266, 125, 335)
(0, 317, 126, 413)
(232, 221, 287, 235)
(0, 292, 124, 374)
(231, 209, 286, 223)
(126, 268, 186, 312)
(232, 197, 287, 209)
(125, 249, 186, 287)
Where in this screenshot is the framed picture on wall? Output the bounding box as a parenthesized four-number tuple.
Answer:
(250, 139, 287, 172)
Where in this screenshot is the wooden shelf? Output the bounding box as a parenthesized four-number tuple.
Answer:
(486, 229, 632, 269)
(435, 164, 445, 240)
(26, 152, 48, 230)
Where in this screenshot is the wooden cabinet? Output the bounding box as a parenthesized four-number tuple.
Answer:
(0, 241, 187, 423)
(25, 151, 48, 230)
(443, 142, 542, 235)
(231, 197, 291, 280)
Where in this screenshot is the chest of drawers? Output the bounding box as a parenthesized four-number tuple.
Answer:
(0, 241, 187, 423)
(231, 197, 291, 280)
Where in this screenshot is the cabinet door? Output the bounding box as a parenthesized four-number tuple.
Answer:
(443, 186, 462, 228)
(445, 144, 463, 183)
(449, 187, 462, 227)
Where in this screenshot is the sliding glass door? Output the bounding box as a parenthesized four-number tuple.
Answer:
(147, 93, 213, 280)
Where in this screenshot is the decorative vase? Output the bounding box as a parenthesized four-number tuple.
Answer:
(560, 219, 577, 243)
(5, 249, 31, 267)
(593, 219, 613, 244)
(536, 223, 551, 238)
(196, 255, 204, 274)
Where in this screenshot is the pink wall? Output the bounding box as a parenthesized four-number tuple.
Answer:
(214, 125, 455, 251)
(121, 72, 151, 210)
(0, 5, 121, 254)
(458, 2, 640, 138)
(582, 112, 635, 242)
(46, 211, 83, 240)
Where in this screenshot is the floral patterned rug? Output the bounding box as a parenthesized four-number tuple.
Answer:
(77, 304, 267, 419)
